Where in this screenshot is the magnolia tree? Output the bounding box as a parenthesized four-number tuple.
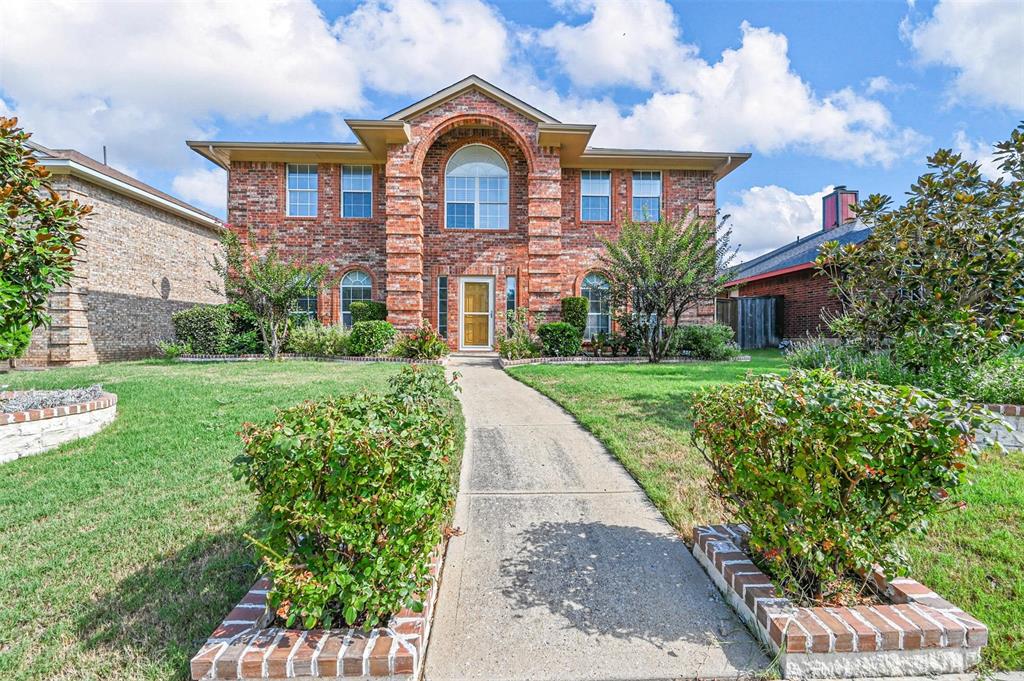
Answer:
(600, 210, 735, 362)
(210, 231, 329, 359)
(818, 124, 1024, 373)
(1, 117, 91, 362)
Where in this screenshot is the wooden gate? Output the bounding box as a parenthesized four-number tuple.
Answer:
(716, 296, 783, 349)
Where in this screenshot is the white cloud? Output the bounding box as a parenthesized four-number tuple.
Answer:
(171, 167, 227, 215)
(953, 130, 1007, 181)
(722, 185, 833, 261)
(864, 75, 908, 95)
(0, 0, 362, 169)
(906, 0, 1024, 110)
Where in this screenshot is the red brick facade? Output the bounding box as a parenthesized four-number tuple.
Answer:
(224, 87, 723, 349)
(734, 267, 839, 340)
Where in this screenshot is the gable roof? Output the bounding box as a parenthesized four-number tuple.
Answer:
(385, 75, 560, 124)
(28, 141, 221, 230)
(727, 220, 872, 286)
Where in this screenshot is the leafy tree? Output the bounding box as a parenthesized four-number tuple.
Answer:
(0, 117, 90, 361)
(210, 231, 329, 359)
(600, 210, 735, 362)
(818, 124, 1024, 374)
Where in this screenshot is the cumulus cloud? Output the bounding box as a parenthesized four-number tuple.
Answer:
(864, 75, 908, 95)
(953, 130, 1008, 181)
(171, 167, 227, 214)
(722, 185, 833, 261)
(905, 0, 1024, 110)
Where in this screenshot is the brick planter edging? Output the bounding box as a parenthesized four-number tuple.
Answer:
(977, 403, 1023, 450)
(692, 524, 987, 678)
(0, 391, 118, 464)
(177, 354, 448, 366)
(0, 391, 117, 425)
(498, 354, 752, 368)
(191, 548, 444, 680)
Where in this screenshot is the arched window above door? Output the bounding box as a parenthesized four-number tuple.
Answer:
(445, 144, 509, 230)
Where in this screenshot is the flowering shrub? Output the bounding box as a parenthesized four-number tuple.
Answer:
(498, 307, 541, 360)
(348, 320, 396, 356)
(391, 322, 449, 359)
(235, 365, 461, 629)
(690, 369, 998, 603)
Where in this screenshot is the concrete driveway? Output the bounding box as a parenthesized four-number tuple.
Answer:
(424, 355, 768, 681)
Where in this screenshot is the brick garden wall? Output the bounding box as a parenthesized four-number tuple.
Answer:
(736, 268, 838, 340)
(23, 176, 224, 366)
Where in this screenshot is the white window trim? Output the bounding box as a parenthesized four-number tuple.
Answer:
(341, 165, 373, 218)
(631, 170, 662, 221)
(340, 270, 373, 329)
(580, 170, 612, 222)
(444, 144, 510, 230)
(286, 163, 318, 218)
(582, 272, 611, 340)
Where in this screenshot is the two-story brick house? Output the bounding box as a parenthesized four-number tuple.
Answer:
(189, 76, 749, 351)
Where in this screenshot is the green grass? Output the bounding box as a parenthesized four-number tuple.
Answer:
(0, 360, 401, 681)
(507, 350, 1024, 670)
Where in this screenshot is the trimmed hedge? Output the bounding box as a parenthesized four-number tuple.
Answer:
(350, 301, 387, 324)
(560, 297, 588, 336)
(236, 365, 462, 628)
(691, 369, 998, 603)
(537, 321, 582, 357)
(349, 320, 396, 356)
(171, 305, 230, 354)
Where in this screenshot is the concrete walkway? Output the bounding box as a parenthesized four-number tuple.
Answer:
(424, 355, 768, 681)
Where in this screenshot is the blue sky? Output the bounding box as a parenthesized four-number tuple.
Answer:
(2, 0, 1021, 259)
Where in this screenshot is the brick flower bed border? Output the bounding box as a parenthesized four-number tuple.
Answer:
(499, 354, 751, 368)
(977, 403, 1023, 450)
(191, 548, 443, 680)
(0, 391, 117, 463)
(177, 354, 447, 366)
(693, 524, 987, 678)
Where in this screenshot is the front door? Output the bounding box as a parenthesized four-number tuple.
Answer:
(460, 278, 493, 350)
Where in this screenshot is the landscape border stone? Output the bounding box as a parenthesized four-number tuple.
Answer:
(191, 548, 443, 680)
(977, 403, 1023, 450)
(176, 353, 447, 366)
(692, 524, 987, 678)
(0, 390, 118, 463)
(499, 354, 751, 368)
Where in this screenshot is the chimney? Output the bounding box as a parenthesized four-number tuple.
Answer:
(822, 185, 858, 231)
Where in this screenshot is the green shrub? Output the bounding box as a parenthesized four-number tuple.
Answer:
(225, 302, 263, 353)
(560, 297, 588, 336)
(613, 313, 645, 356)
(785, 339, 921, 387)
(392, 322, 449, 360)
(287, 322, 350, 356)
(969, 354, 1024, 405)
(537, 321, 582, 357)
(156, 339, 188, 359)
(236, 365, 461, 628)
(690, 369, 997, 603)
(498, 307, 540, 360)
(350, 301, 387, 324)
(669, 323, 738, 360)
(171, 305, 231, 354)
(349, 320, 396, 356)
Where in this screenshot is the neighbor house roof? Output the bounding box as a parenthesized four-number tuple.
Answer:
(188, 75, 749, 180)
(28, 141, 222, 230)
(726, 220, 872, 287)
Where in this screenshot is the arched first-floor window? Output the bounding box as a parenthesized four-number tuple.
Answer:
(341, 270, 372, 328)
(582, 272, 610, 339)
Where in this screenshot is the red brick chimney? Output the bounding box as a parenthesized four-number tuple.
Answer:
(822, 186, 858, 231)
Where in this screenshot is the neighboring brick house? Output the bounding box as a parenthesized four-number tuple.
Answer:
(188, 76, 749, 350)
(21, 142, 224, 367)
(722, 186, 871, 345)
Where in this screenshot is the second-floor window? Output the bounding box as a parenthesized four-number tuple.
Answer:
(581, 170, 611, 222)
(342, 165, 372, 218)
(286, 164, 318, 217)
(445, 144, 509, 230)
(632, 170, 661, 221)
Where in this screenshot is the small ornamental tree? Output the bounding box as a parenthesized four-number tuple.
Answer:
(818, 124, 1024, 373)
(1, 117, 91, 361)
(600, 210, 735, 362)
(211, 231, 329, 359)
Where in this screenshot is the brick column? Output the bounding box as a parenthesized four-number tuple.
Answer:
(384, 147, 424, 331)
(526, 148, 563, 322)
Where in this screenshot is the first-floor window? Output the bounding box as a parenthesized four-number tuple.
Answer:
(631, 170, 661, 221)
(582, 272, 610, 339)
(437, 276, 449, 338)
(292, 294, 318, 323)
(505, 276, 517, 335)
(341, 270, 372, 328)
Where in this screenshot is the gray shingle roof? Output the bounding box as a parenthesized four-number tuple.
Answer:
(728, 221, 872, 282)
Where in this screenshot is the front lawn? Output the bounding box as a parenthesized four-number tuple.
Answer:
(0, 360, 401, 680)
(507, 351, 1023, 670)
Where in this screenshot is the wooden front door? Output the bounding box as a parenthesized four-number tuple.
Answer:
(460, 278, 493, 350)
